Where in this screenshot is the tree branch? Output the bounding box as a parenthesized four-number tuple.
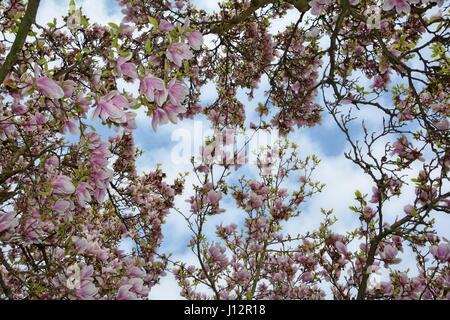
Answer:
(0, 0, 40, 84)
(208, 0, 309, 34)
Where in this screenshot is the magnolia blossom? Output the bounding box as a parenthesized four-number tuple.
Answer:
(167, 79, 188, 106)
(380, 245, 398, 262)
(63, 118, 78, 135)
(186, 31, 203, 50)
(36, 77, 64, 99)
(369, 187, 381, 203)
(76, 280, 98, 300)
(207, 190, 222, 205)
(75, 183, 92, 207)
(208, 245, 228, 267)
(159, 19, 174, 33)
(382, 0, 411, 14)
(62, 80, 76, 96)
(53, 199, 72, 214)
(403, 204, 415, 215)
(166, 43, 193, 67)
(93, 92, 128, 123)
(335, 241, 348, 255)
(248, 194, 263, 210)
(117, 284, 138, 300)
(151, 108, 168, 131)
(12, 103, 28, 115)
(309, 0, 330, 16)
(0, 212, 18, 233)
(124, 111, 138, 130)
(52, 175, 76, 195)
(116, 55, 138, 79)
(430, 243, 450, 262)
(140, 75, 168, 106)
(164, 104, 186, 124)
(435, 118, 449, 131)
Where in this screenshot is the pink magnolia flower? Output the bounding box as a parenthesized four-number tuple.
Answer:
(362, 206, 375, 220)
(159, 19, 174, 33)
(73, 236, 88, 253)
(403, 204, 415, 215)
(62, 80, 76, 96)
(164, 104, 186, 124)
(166, 42, 193, 67)
(152, 108, 168, 131)
(12, 103, 28, 115)
(128, 266, 145, 277)
(369, 187, 381, 203)
(292, 82, 301, 94)
(0, 212, 18, 233)
(168, 79, 188, 106)
(52, 175, 75, 195)
(430, 243, 450, 262)
(124, 111, 137, 130)
(335, 241, 348, 255)
(53, 199, 72, 214)
(382, 0, 410, 15)
(63, 118, 78, 135)
(373, 74, 386, 88)
(117, 55, 138, 79)
(435, 118, 449, 131)
(117, 284, 138, 300)
(126, 278, 149, 296)
(380, 244, 398, 261)
(76, 280, 98, 300)
(45, 155, 59, 169)
(249, 194, 263, 209)
(301, 271, 314, 283)
(36, 77, 64, 99)
(93, 91, 128, 123)
(207, 190, 222, 205)
(75, 183, 92, 207)
(140, 75, 168, 106)
(208, 245, 228, 267)
(120, 23, 135, 36)
(186, 31, 203, 50)
(309, 0, 330, 16)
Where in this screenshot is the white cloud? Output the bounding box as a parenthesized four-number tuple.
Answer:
(37, 0, 122, 25)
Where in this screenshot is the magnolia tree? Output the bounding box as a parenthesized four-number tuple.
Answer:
(0, 0, 448, 300)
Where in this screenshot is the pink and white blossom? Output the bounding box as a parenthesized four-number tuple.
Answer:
(151, 108, 168, 131)
(166, 43, 193, 67)
(140, 75, 168, 106)
(36, 77, 64, 99)
(52, 175, 76, 195)
(93, 91, 128, 123)
(186, 31, 203, 50)
(382, 0, 411, 14)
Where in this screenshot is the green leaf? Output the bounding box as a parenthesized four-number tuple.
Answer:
(145, 39, 152, 54)
(148, 16, 158, 30)
(80, 16, 89, 27)
(69, 0, 76, 14)
(108, 22, 119, 31)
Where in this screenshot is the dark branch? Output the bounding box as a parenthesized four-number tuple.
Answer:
(0, 0, 41, 84)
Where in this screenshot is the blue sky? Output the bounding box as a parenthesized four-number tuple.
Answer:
(36, 0, 450, 299)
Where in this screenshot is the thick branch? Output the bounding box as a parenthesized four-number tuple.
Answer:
(0, 0, 40, 84)
(209, 0, 309, 34)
